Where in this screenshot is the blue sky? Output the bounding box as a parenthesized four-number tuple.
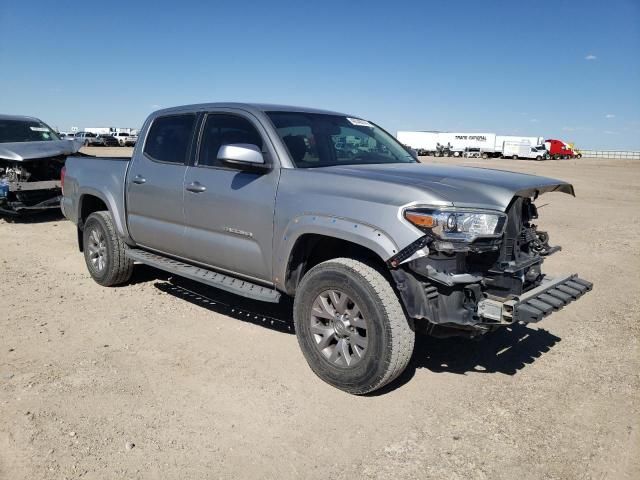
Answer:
(1, 0, 639, 149)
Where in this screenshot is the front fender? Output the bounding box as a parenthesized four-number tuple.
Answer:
(273, 214, 399, 290)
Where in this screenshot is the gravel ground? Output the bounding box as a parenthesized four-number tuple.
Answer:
(1, 152, 638, 479)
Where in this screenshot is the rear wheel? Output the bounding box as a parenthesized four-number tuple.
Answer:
(83, 211, 134, 286)
(512, 155, 518, 160)
(293, 258, 415, 394)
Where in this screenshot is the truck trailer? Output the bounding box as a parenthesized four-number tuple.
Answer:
(397, 131, 498, 157)
(396, 131, 439, 156)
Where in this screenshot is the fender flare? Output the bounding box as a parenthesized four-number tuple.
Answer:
(77, 187, 130, 241)
(274, 214, 399, 291)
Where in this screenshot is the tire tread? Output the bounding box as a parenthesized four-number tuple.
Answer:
(85, 211, 133, 286)
(295, 257, 414, 394)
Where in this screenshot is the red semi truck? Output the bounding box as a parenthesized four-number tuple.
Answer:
(545, 139, 582, 159)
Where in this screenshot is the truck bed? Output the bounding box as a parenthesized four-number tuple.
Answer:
(61, 155, 132, 235)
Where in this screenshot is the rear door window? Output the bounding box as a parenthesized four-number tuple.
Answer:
(144, 114, 196, 164)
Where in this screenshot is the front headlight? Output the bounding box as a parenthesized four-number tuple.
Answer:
(404, 208, 507, 243)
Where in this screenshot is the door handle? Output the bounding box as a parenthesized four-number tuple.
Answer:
(132, 175, 146, 184)
(186, 182, 207, 193)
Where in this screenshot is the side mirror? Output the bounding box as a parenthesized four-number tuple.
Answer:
(217, 144, 269, 170)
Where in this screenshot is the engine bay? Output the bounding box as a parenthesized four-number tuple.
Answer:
(0, 157, 66, 214)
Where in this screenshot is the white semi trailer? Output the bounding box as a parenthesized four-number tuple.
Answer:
(397, 131, 498, 157)
(397, 131, 548, 158)
(396, 131, 439, 155)
(438, 133, 497, 157)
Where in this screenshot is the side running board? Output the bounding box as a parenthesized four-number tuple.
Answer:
(126, 248, 281, 303)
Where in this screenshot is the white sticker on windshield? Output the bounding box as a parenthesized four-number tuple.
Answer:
(30, 127, 50, 132)
(346, 117, 373, 128)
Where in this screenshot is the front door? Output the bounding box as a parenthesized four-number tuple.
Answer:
(182, 112, 279, 283)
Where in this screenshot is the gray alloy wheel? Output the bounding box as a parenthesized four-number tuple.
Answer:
(294, 257, 415, 394)
(86, 226, 107, 273)
(309, 289, 368, 367)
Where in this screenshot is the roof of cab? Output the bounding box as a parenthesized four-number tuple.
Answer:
(149, 102, 350, 117)
(0, 114, 42, 122)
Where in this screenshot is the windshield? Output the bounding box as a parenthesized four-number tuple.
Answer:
(266, 112, 416, 168)
(0, 119, 60, 143)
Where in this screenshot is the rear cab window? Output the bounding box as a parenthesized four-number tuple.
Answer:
(144, 114, 196, 164)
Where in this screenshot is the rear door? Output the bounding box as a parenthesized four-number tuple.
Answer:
(126, 113, 196, 257)
(181, 111, 280, 283)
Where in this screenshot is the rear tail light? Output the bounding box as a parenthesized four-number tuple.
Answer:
(61, 166, 66, 194)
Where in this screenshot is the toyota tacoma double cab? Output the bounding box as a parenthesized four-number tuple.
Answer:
(61, 103, 592, 394)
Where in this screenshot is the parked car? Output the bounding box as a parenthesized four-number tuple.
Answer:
(61, 103, 592, 394)
(74, 131, 104, 146)
(463, 147, 481, 158)
(0, 114, 81, 214)
(98, 134, 120, 147)
(124, 133, 138, 147)
(112, 132, 132, 146)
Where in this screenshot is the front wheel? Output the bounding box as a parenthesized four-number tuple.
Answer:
(83, 211, 134, 286)
(293, 258, 415, 394)
(535, 155, 543, 161)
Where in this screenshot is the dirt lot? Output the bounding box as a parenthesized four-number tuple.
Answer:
(1, 152, 639, 479)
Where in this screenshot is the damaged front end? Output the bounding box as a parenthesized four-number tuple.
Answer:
(0, 116, 81, 215)
(389, 196, 592, 337)
(0, 156, 66, 214)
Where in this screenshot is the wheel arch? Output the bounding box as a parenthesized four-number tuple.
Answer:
(76, 189, 127, 251)
(279, 220, 398, 296)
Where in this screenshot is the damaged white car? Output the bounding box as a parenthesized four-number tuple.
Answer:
(0, 114, 81, 215)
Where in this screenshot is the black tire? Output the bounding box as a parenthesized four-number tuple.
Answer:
(83, 211, 134, 286)
(293, 258, 415, 394)
(481, 153, 488, 159)
(512, 155, 518, 160)
(535, 155, 543, 161)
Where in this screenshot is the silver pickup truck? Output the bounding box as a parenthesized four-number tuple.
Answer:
(61, 103, 592, 394)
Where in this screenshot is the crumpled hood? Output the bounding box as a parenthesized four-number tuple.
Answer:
(0, 139, 82, 161)
(322, 163, 574, 211)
